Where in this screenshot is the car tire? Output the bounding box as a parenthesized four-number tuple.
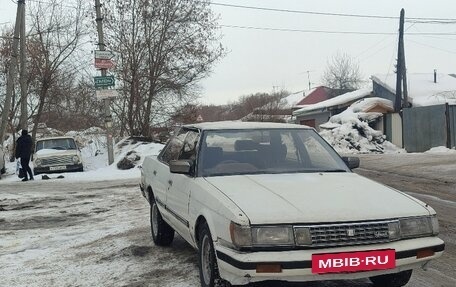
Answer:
(198, 222, 230, 287)
(1, 166, 5, 174)
(150, 195, 174, 246)
(370, 270, 413, 287)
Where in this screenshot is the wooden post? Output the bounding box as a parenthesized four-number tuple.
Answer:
(94, 0, 114, 165)
(395, 9, 405, 112)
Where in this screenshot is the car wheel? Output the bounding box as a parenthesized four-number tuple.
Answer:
(1, 166, 5, 174)
(370, 270, 413, 287)
(198, 222, 229, 287)
(150, 195, 174, 246)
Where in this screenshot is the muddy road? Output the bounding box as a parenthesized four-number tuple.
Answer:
(0, 153, 455, 286)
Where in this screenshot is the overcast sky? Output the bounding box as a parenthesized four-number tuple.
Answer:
(1, 0, 456, 105)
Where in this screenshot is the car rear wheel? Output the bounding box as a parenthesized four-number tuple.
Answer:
(150, 195, 174, 246)
(370, 270, 413, 287)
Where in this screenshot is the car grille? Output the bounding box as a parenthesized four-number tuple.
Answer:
(295, 221, 392, 247)
(41, 156, 74, 166)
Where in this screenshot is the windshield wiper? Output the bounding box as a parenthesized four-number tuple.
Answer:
(319, 169, 347, 173)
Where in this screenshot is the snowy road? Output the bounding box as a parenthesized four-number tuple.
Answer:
(0, 152, 455, 286)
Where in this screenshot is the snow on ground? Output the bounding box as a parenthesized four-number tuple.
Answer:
(0, 180, 200, 287)
(424, 146, 456, 154)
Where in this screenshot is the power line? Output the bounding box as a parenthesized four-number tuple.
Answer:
(221, 25, 397, 35)
(210, 2, 456, 23)
(407, 39, 456, 54)
(221, 24, 456, 36)
(27, 0, 81, 10)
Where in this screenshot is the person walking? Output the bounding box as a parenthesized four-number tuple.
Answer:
(16, 129, 34, 181)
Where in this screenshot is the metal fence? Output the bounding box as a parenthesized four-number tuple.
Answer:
(449, 105, 456, 149)
(402, 104, 456, 152)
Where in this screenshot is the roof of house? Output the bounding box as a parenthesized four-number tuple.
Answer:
(296, 86, 331, 106)
(280, 90, 306, 108)
(293, 88, 372, 116)
(372, 73, 456, 106)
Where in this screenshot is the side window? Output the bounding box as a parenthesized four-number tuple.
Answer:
(178, 130, 200, 161)
(160, 129, 187, 164)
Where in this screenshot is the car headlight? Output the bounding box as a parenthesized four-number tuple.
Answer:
(230, 222, 252, 248)
(252, 226, 294, 246)
(35, 158, 42, 167)
(72, 155, 80, 164)
(230, 222, 295, 248)
(387, 221, 401, 240)
(399, 216, 436, 238)
(294, 227, 312, 245)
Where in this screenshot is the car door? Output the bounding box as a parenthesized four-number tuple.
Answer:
(154, 129, 188, 225)
(165, 129, 200, 243)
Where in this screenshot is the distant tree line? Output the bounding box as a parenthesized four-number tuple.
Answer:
(171, 90, 289, 125)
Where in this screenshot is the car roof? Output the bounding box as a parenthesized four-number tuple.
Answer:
(36, 136, 76, 142)
(183, 121, 312, 131)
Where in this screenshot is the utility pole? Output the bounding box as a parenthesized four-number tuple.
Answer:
(0, 0, 24, 146)
(395, 8, 409, 111)
(307, 71, 311, 91)
(20, 0, 27, 130)
(94, 0, 114, 165)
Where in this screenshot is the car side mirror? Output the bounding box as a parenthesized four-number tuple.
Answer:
(342, 156, 360, 169)
(169, 160, 192, 174)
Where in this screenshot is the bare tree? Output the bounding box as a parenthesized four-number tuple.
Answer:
(322, 52, 363, 90)
(105, 0, 224, 136)
(26, 0, 90, 141)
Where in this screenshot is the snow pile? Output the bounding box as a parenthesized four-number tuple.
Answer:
(114, 137, 164, 170)
(424, 146, 456, 154)
(320, 98, 402, 154)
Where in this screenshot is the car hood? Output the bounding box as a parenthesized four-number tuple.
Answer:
(204, 173, 430, 224)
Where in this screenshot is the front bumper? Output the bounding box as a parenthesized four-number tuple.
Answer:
(34, 163, 83, 175)
(215, 236, 444, 285)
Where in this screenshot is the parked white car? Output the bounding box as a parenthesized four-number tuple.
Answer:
(33, 136, 83, 175)
(140, 121, 444, 287)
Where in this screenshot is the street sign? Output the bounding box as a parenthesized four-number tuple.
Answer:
(96, 89, 118, 100)
(94, 76, 115, 88)
(95, 58, 115, 69)
(94, 50, 115, 59)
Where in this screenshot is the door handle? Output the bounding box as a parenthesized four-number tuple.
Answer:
(168, 180, 173, 186)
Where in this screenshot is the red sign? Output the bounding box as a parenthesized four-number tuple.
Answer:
(312, 249, 396, 274)
(95, 58, 115, 69)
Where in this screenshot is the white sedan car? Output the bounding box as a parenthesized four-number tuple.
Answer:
(140, 121, 444, 287)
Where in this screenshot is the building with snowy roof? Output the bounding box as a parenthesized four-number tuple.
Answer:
(242, 86, 352, 124)
(292, 88, 378, 130)
(372, 73, 456, 152)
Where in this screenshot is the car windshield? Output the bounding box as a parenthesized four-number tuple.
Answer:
(35, 138, 77, 151)
(199, 129, 349, 177)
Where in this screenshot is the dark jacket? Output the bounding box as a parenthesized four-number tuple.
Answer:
(16, 133, 33, 159)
